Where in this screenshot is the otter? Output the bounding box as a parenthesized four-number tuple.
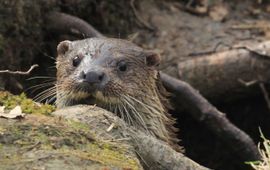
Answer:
(56, 38, 180, 151)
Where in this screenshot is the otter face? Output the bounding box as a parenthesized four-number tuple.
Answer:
(56, 38, 161, 108)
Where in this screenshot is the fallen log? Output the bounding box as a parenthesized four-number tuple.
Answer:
(178, 42, 270, 102)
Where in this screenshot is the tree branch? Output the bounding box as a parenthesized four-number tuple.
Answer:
(160, 72, 261, 161)
(45, 12, 104, 38)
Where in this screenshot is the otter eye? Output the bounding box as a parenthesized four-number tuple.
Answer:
(117, 61, 127, 72)
(72, 56, 82, 67)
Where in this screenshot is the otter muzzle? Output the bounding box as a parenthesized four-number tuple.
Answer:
(79, 70, 108, 92)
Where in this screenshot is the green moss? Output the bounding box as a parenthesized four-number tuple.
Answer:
(0, 91, 55, 115)
(0, 115, 141, 169)
(60, 144, 140, 170)
(66, 119, 90, 132)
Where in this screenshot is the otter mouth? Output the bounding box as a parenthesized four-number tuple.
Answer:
(71, 91, 120, 107)
(72, 82, 120, 105)
(77, 81, 102, 93)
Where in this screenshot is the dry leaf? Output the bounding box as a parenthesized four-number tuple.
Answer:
(0, 106, 25, 119)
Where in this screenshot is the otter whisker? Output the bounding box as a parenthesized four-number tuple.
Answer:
(26, 81, 56, 94)
(124, 100, 143, 127)
(126, 94, 168, 136)
(56, 89, 73, 107)
(37, 91, 56, 103)
(110, 98, 131, 124)
(34, 91, 56, 103)
(36, 91, 57, 104)
(26, 81, 55, 89)
(33, 86, 56, 103)
(118, 103, 127, 123)
(33, 86, 56, 100)
(27, 76, 56, 81)
(117, 103, 127, 125)
(121, 95, 148, 132)
(128, 95, 163, 114)
(121, 101, 132, 126)
(109, 101, 112, 113)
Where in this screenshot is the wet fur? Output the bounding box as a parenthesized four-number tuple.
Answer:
(55, 38, 181, 151)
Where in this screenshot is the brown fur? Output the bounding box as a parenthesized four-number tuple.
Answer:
(55, 38, 181, 151)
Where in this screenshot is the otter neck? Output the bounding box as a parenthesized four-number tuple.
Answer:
(104, 88, 172, 143)
(56, 86, 171, 143)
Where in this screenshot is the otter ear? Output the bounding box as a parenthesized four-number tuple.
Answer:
(57, 40, 72, 56)
(144, 51, 161, 67)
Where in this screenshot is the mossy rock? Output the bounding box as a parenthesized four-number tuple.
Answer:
(0, 114, 142, 170)
(0, 92, 142, 169)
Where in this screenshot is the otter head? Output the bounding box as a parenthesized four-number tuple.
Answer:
(56, 38, 161, 109)
(56, 38, 179, 150)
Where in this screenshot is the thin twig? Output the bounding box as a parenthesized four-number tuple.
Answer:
(230, 24, 269, 30)
(106, 123, 115, 132)
(0, 64, 38, 75)
(238, 79, 258, 87)
(188, 41, 232, 57)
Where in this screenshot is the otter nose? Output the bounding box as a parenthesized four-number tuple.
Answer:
(80, 71, 105, 84)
